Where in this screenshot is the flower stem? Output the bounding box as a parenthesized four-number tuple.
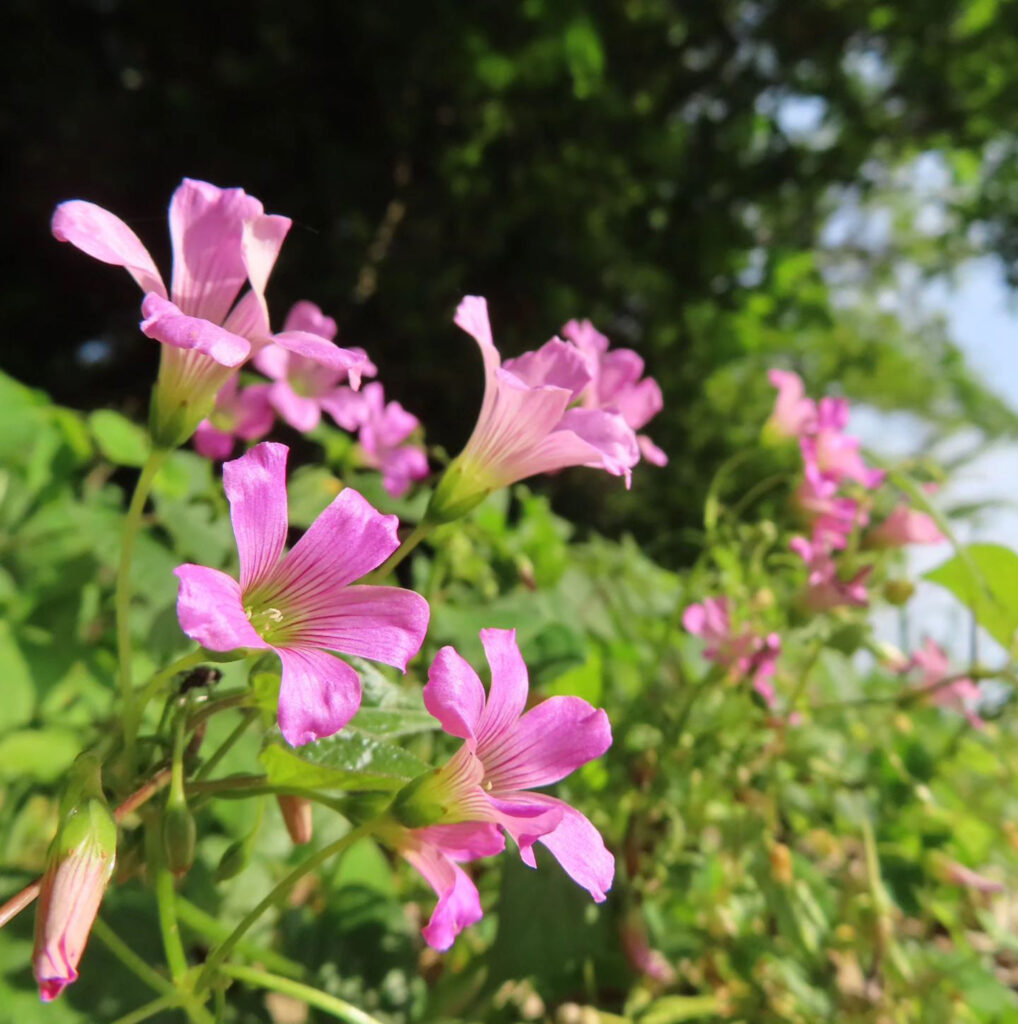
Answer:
(175, 896, 304, 979)
(116, 450, 168, 765)
(195, 710, 257, 781)
(364, 521, 433, 582)
(0, 880, 40, 929)
(146, 821, 189, 984)
(218, 963, 385, 1024)
(106, 994, 178, 1024)
(196, 820, 374, 990)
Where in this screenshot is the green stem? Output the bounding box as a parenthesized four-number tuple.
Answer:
(196, 821, 375, 989)
(107, 994, 178, 1024)
(117, 449, 168, 765)
(93, 916, 177, 998)
(187, 776, 356, 816)
(146, 822, 189, 984)
(175, 896, 304, 979)
(218, 963, 385, 1024)
(195, 710, 257, 781)
(136, 648, 209, 708)
(364, 521, 432, 582)
(187, 690, 254, 730)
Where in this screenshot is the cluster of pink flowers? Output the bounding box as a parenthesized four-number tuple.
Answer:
(682, 597, 781, 707)
(38, 178, 636, 996)
(769, 370, 943, 610)
(52, 179, 427, 497)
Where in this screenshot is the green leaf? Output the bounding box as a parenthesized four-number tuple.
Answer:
(260, 732, 428, 793)
(924, 543, 1018, 651)
(0, 622, 37, 733)
(0, 728, 80, 782)
(346, 706, 438, 738)
(88, 410, 151, 467)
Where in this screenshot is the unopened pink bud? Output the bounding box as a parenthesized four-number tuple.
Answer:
(276, 795, 313, 845)
(33, 799, 117, 1001)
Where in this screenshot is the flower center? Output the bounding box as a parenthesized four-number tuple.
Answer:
(245, 604, 286, 642)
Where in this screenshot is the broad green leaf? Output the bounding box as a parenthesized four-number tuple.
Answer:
(0, 622, 37, 733)
(88, 409, 151, 467)
(287, 465, 343, 527)
(347, 706, 439, 738)
(924, 543, 1018, 651)
(640, 996, 723, 1024)
(260, 732, 428, 793)
(0, 728, 79, 781)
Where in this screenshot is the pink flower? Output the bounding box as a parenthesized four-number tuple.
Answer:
(173, 442, 430, 746)
(941, 860, 1004, 894)
(682, 597, 780, 705)
(193, 374, 275, 460)
(254, 301, 375, 432)
(801, 397, 884, 489)
(379, 821, 505, 950)
(328, 382, 430, 498)
(52, 179, 293, 444)
(426, 298, 639, 521)
(561, 318, 667, 466)
(413, 628, 615, 905)
(789, 535, 871, 611)
(867, 504, 945, 548)
(906, 638, 983, 728)
(33, 799, 116, 1001)
(766, 369, 817, 439)
(795, 463, 866, 550)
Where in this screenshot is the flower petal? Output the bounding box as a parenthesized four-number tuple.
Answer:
(424, 646, 487, 741)
(520, 795, 614, 902)
(503, 338, 590, 402)
(287, 585, 429, 671)
(221, 290, 271, 345)
(283, 300, 338, 340)
(223, 442, 290, 592)
(276, 646, 362, 746)
(271, 331, 369, 390)
(51, 200, 166, 297)
(268, 486, 400, 596)
(269, 381, 323, 432)
(193, 421, 236, 460)
(233, 385, 276, 440)
(400, 840, 488, 951)
(174, 564, 267, 652)
(483, 696, 611, 791)
(476, 628, 530, 747)
(168, 179, 261, 322)
(140, 293, 250, 367)
(417, 822, 506, 861)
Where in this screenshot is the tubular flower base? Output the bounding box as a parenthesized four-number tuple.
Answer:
(174, 442, 429, 746)
(425, 296, 639, 523)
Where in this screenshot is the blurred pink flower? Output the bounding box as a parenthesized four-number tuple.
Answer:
(420, 628, 615, 904)
(561, 318, 667, 466)
(620, 915, 675, 983)
(795, 463, 867, 550)
(906, 638, 983, 728)
(193, 374, 275, 460)
(789, 535, 871, 611)
(174, 442, 429, 746)
(800, 396, 884, 489)
(381, 821, 505, 950)
(941, 860, 1004, 894)
(766, 369, 817, 439)
(427, 298, 639, 520)
(681, 597, 781, 706)
(254, 301, 375, 432)
(327, 382, 429, 498)
(867, 503, 945, 548)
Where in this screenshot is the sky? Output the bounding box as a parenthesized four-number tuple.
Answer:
(856, 257, 1018, 663)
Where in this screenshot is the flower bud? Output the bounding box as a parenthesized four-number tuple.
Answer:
(214, 839, 251, 882)
(162, 801, 196, 877)
(33, 798, 117, 1001)
(276, 795, 313, 845)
